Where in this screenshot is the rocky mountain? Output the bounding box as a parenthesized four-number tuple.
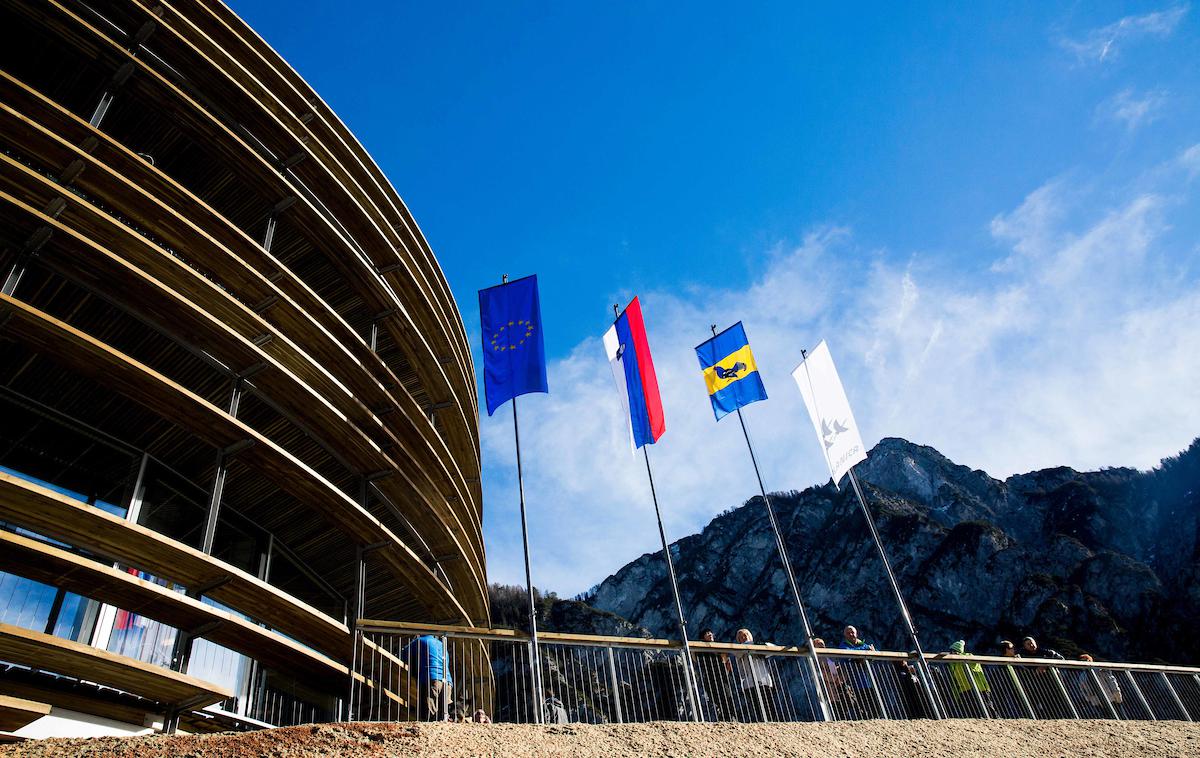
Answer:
(489, 583, 653, 639)
(584, 437, 1200, 665)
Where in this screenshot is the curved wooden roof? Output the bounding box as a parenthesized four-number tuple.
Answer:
(0, 0, 487, 665)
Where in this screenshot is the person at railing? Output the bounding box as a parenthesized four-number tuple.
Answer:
(696, 628, 731, 722)
(401, 633, 453, 721)
(994, 639, 1029, 718)
(893, 659, 930, 719)
(1076, 653, 1125, 719)
(839, 625, 874, 652)
(945, 640, 997, 718)
(1018, 636, 1067, 718)
(1019, 636, 1065, 667)
(838, 625, 882, 719)
(543, 689, 569, 724)
(733, 628, 777, 722)
(812, 638, 851, 717)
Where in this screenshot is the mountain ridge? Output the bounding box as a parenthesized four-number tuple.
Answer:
(582, 436, 1200, 664)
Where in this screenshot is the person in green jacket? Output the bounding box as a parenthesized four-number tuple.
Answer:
(947, 640, 997, 718)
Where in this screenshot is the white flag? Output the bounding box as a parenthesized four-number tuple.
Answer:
(792, 340, 867, 488)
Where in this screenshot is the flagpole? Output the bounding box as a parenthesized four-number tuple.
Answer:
(713, 327, 833, 722)
(616, 304, 702, 722)
(642, 445, 703, 722)
(506, 274, 545, 723)
(797, 347, 945, 719)
(846, 466, 945, 719)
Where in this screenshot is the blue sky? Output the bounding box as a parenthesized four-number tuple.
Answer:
(232, 1, 1200, 595)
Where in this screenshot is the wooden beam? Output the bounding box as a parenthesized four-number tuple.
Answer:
(0, 470, 349, 659)
(0, 623, 232, 709)
(0, 695, 51, 733)
(0, 530, 346, 687)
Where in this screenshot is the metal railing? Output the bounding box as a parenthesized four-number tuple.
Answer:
(353, 620, 1200, 725)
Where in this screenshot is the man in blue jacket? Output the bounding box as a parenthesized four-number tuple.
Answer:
(402, 634, 453, 721)
(839, 625, 881, 718)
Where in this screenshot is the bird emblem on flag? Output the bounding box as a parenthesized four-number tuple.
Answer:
(822, 417, 850, 449)
(694, 323, 767, 420)
(713, 361, 747, 380)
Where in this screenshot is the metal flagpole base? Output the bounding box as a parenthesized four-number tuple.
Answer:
(733, 408, 834, 722)
(846, 467, 945, 719)
(642, 447, 703, 722)
(511, 395, 545, 723)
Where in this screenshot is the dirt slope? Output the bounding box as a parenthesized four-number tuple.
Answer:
(2, 719, 1198, 757)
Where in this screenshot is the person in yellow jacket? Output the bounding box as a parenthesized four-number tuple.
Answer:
(947, 640, 997, 717)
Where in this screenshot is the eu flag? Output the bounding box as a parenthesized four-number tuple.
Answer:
(478, 275, 548, 415)
(695, 322, 767, 420)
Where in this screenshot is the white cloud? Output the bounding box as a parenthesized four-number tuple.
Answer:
(1096, 88, 1169, 131)
(481, 159, 1200, 597)
(1182, 143, 1200, 177)
(1061, 4, 1189, 63)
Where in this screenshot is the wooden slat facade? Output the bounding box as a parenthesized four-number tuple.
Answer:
(0, 471, 350, 657)
(0, 0, 487, 730)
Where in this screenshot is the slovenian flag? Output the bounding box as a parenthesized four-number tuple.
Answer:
(603, 297, 665, 450)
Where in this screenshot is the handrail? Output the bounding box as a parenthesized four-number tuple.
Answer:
(358, 619, 1200, 675)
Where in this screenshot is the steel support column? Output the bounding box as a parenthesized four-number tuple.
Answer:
(200, 378, 245, 554)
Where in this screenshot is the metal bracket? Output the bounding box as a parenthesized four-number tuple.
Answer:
(374, 263, 404, 275)
(361, 541, 389, 554)
(252, 295, 279, 314)
(276, 152, 306, 170)
(221, 439, 256, 457)
(110, 61, 136, 89)
(174, 693, 216, 713)
(272, 196, 298, 214)
(58, 159, 86, 185)
(238, 362, 269, 380)
(187, 620, 224, 639)
(251, 333, 273, 347)
(130, 19, 159, 47)
(191, 574, 234, 597)
(23, 227, 53, 255)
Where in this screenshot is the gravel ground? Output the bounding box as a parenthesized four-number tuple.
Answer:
(2, 719, 1198, 757)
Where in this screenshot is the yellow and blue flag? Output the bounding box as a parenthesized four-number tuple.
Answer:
(695, 322, 767, 420)
(478, 275, 548, 415)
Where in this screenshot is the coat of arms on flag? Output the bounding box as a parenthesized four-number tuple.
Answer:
(695, 322, 767, 421)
